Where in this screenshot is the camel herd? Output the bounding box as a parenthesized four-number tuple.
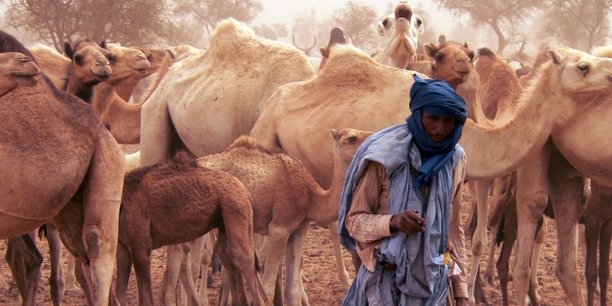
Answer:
(0, 1, 611, 305)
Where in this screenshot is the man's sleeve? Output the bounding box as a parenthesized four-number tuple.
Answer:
(345, 162, 393, 243)
(449, 154, 469, 298)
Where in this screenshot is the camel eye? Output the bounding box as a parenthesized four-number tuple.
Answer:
(74, 54, 83, 65)
(577, 62, 589, 76)
(347, 135, 357, 144)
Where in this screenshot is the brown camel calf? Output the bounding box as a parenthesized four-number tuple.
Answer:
(114, 154, 268, 306)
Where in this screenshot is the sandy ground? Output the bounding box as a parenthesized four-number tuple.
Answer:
(0, 188, 610, 306)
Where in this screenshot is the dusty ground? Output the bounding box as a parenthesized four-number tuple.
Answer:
(0, 188, 610, 305)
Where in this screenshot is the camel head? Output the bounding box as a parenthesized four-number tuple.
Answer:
(320, 27, 347, 59)
(0, 52, 40, 96)
(104, 42, 150, 83)
(374, 1, 424, 69)
(330, 128, 373, 166)
(137, 47, 176, 76)
(425, 41, 474, 89)
(65, 40, 112, 86)
(548, 47, 612, 93)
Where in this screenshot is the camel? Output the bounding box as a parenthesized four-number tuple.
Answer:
(0, 31, 124, 306)
(28, 44, 71, 89)
(582, 180, 611, 306)
(138, 18, 315, 166)
(89, 42, 151, 144)
(109, 44, 175, 101)
(249, 43, 612, 304)
(63, 39, 113, 101)
(372, 1, 423, 69)
(114, 153, 267, 306)
(0, 51, 39, 96)
(161, 128, 372, 306)
(317, 27, 347, 72)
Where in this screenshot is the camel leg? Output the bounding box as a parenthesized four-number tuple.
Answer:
(139, 91, 174, 166)
(260, 225, 291, 301)
(115, 242, 132, 306)
(468, 179, 491, 303)
(284, 224, 310, 306)
(65, 252, 79, 291)
(6, 233, 42, 306)
(194, 233, 214, 305)
(528, 217, 545, 306)
(75, 260, 94, 305)
(216, 231, 249, 306)
(164, 243, 189, 306)
(548, 159, 586, 306)
(80, 136, 123, 306)
(599, 220, 611, 306)
(496, 201, 515, 306)
(584, 218, 599, 306)
(131, 245, 155, 306)
(46, 223, 65, 306)
(485, 174, 515, 285)
(178, 244, 200, 306)
(513, 146, 549, 306)
(327, 221, 351, 289)
(220, 220, 267, 306)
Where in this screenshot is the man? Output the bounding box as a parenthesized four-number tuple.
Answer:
(338, 74, 469, 305)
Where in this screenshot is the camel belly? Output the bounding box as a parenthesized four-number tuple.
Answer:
(552, 114, 612, 186)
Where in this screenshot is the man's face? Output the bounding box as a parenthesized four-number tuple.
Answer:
(422, 111, 456, 143)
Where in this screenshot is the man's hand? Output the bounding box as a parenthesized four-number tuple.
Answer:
(389, 210, 426, 235)
(455, 297, 469, 306)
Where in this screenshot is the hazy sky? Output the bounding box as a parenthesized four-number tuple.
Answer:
(256, 0, 453, 32)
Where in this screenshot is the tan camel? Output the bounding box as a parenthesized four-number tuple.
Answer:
(139, 18, 314, 165)
(89, 43, 151, 144)
(250, 43, 612, 303)
(372, 1, 423, 69)
(110, 44, 175, 101)
(28, 44, 70, 89)
(63, 40, 113, 101)
(0, 31, 124, 306)
(162, 128, 372, 305)
(114, 154, 267, 306)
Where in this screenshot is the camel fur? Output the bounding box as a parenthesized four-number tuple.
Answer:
(114, 154, 267, 306)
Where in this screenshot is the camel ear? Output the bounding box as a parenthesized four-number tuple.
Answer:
(64, 42, 74, 58)
(330, 129, 340, 141)
(548, 49, 563, 65)
(320, 47, 329, 58)
(424, 43, 437, 59)
(100, 40, 108, 49)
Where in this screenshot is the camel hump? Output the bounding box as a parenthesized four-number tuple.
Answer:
(226, 135, 278, 155)
(478, 47, 497, 59)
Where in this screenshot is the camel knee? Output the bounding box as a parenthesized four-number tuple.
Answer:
(83, 226, 102, 260)
(527, 191, 548, 219)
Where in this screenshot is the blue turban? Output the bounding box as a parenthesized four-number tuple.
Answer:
(406, 74, 468, 188)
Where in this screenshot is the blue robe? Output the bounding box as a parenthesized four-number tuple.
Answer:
(338, 124, 464, 305)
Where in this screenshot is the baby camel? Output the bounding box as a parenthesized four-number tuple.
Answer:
(114, 154, 268, 306)
(163, 128, 373, 306)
